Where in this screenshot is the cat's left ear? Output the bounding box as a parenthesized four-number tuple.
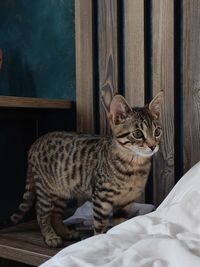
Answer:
(109, 95, 132, 125)
(148, 91, 163, 119)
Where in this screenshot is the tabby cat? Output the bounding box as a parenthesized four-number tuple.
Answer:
(10, 89, 163, 248)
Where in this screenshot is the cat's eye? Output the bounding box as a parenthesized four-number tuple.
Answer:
(154, 127, 161, 137)
(132, 130, 144, 139)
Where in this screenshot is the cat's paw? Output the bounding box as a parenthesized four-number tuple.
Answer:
(45, 235, 62, 248)
(93, 224, 108, 235)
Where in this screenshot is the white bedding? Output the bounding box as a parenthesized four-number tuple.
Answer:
(40, 162, 200, 267)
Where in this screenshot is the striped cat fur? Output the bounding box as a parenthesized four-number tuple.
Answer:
(10, 90, 163, 247)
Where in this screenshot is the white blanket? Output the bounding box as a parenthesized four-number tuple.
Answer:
(40, 162, 200, 267)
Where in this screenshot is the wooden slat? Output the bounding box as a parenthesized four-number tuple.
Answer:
(0, 96, 72, 109)
(152, 0, 174, 206)
(124, 0, 145, 203)
(124, 0, 145, 107)
(75, 0, 95, 133)
(0, 221, 61, 266)
(183, 0, 200, 173)
(0, 221, 93, 266)
(98, 0, 119, 134)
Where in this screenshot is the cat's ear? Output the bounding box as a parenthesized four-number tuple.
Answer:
(148, 91, 163, 119)
(101, 86, 114, 118)
(109, 95, 132, 125)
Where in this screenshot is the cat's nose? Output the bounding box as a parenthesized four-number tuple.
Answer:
(149, 145, 156, 151)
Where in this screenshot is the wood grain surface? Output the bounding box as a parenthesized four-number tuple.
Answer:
(152, 0, 174, 205)
(0, 221, 61, 266)
(0, 221, 93, 266)
(124, 0, 145, 107)
(123, 0, 146, 203)
(0, 96, 72, 109)
(183, 0, 200, 173)
(75, 0, 95, 133)
(98, 0, 119, 135)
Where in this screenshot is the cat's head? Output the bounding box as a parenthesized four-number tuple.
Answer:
(101, 90, 163, 157)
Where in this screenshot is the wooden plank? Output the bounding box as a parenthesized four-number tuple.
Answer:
(0, 244, 51, 266)
(183, 0, 200, 172)
(0, 221, 61, 266)
(124, 0, 145, 107)
(75, 0, 95, 133)
(124, 0, 145, 203)
(0, 221, 93, 266)
(152, 0, 174, 206)
(0, 96, 72, 109)
(98, 0, 119, 134)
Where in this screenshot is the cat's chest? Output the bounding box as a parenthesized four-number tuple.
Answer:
(118, 173, 148, 192)
(108, 153, 151, 177)
(114, 176, 148, 206)
(110, 166, 150, 205)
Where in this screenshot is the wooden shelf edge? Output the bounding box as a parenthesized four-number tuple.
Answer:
(0, 221, 61, 266)
(0, 96, 72, 109)
(0, 243, 51, 266)
(0, 220, 93, 266)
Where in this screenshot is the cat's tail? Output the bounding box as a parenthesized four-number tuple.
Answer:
(10, 164, 35, 226)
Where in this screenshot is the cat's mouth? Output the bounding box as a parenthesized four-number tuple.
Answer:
(128, 146, 159, 157)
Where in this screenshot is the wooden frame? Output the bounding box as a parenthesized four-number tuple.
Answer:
(152, 0, 174, 205)
(98, 0, 119, 134)
(75, 0, 95, 133)
(183, 0, 200, 173)
(124, 0, 145, 107)
(0, 96, 72, 109)
(0, 220, 92, 266)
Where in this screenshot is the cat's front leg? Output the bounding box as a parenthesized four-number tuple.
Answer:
(92, 195, 113, 234)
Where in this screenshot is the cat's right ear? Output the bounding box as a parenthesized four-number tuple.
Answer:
(109, 95, 132, 126)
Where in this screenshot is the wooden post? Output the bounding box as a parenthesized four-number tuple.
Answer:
(98, 0, 119, 135)
(124, 0, 145, 107)
(183, 0, 200, 172)
(75, 0, 95, 133)
(152, 0, 174, 205)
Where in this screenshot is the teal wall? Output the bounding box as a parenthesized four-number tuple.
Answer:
(0, 0, 75, 100)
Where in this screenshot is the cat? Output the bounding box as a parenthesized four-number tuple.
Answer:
(9, 89, 163, 248)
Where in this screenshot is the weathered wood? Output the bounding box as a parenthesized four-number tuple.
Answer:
(98, 0, 119, 134)
(0, 96, 72, 109)
(0, 221, 93, 266)
(124, 0, 145, 203)
(152, 0, 174, 206)
(0, 221, 61, 266)
(183, 0, 200, 173)
(75, 0, 95, 133)
(124, 0, 145, 107)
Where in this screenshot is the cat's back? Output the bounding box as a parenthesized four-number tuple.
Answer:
(28, 131, 104, 163)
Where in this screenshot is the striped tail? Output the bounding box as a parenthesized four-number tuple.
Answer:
(10, 165, 35, 224)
